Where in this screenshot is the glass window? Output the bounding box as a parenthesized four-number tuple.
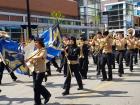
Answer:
(87, 8, 96, 16)
(119, 4, 123, 9)
(80, 7, 84, 13)
(119, 15, 124, 20)
(48, 19, 54, 24)
(107, 5, 112, 11)
(120, 26, 124, 28)
(119, 10, 123, 14)
(137, 10, 140, 15)
(31, 17, 37, 23)
(120, 21, 124, 26)
(127, 4, 133, 10)
(38, 18, 49, 23)
(11, 27, 21, 32)
(109, 16, 119, 21)
(0, 15, 9, 21)
(5, 27, 11, 32)
(109, 21, 119, 26)
(112, 5, 119, 10)
(107, 5, 119, 11)
(127, 0, 134, 3)
(108, 10, 118, 16)
(79, 0, 84, 6)
(10, 16, 23, 22)
(10, 27, 23, 41)
(109, 26, 119, 29)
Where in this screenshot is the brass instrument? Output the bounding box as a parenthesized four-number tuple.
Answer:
(25, 49, 43, 72)
(92, 34, 112, 56)
(63, 46, 72, 77)
(78, 41, 84, 58)
(92, 38, 102, 56)
(92, 46, 101, 56)
(127, 28, 135, 36)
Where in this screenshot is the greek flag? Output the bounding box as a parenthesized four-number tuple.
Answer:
(40, 24, 62, 61)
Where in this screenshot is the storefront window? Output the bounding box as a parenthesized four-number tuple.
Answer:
(10, 27, 23, 41)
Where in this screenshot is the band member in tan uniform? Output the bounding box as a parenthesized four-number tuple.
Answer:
(28, 38, 51, 105)
(113, 33, 126, 77)
(92, 32, 103, 76)
(100, 31, 113, 81)
(133, 37, 139, 64)
(125, 34, 135, 72)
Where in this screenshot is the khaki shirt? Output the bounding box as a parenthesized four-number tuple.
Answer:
(102, 37, 113, 53)
(126, 38, 135, 50)
(138, 40, 140, 49)
(95, 39, 101, 49)
(30, 48, 46, 73)
(134, 40, 140, 49)
(114, 38, 126, 51)
(92, 38, 102, 52)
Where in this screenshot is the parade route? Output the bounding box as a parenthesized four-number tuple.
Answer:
(0, 58, 140, 105)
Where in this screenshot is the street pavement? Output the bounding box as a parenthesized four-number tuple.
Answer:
(0, 57, 140, 105)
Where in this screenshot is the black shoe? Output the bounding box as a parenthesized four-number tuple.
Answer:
(44, 75, 47, 82)
(56, 68, 61, 73)
(101, 79, 107, 81)
(63, 85, 66, 89)
(112, 65, 115, 69)
(107, 78, 112, 81)
(44, 95, 51, 104)
(77, 87, 83, 90)
(34, 103, 42, 105)
(13, 77, 17, 81)
(64, 75, 67, 77)
(126, 64, 129, 66)
(0, 89, 1, 93)
(96, 72, 100, 76)
(47, 72, 51, 76)
(62, 90, 69, 96)
(118, 73, 122, 77)
(130, 69, 133, 72)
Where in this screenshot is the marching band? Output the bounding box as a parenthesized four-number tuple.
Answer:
(0, 28, 140, 104)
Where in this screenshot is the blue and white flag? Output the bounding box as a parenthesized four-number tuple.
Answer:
(40, 24, 62, 61)
(3, 39, 19, 52)
(2, 39, 29, 75)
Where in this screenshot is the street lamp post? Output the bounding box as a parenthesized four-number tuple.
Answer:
(26, 0, 32, 39)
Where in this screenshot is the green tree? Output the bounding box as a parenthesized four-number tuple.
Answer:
(50, 11, 65, 24)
